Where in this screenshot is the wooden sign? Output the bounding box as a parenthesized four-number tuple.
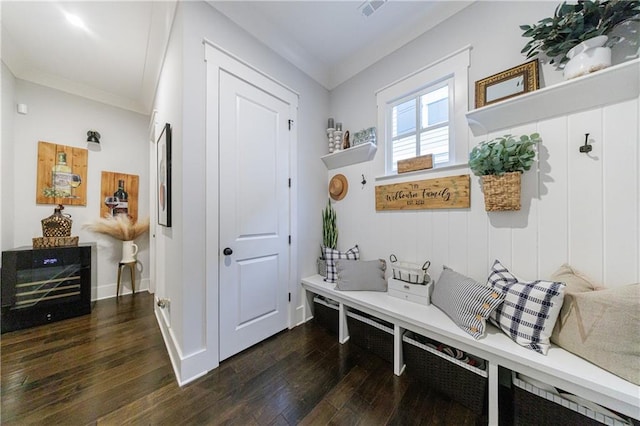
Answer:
(36, 141, 88, 206)
(100, 171, 139, 222)
(398, 154, 433, 173)
(375, 174, 470, 210)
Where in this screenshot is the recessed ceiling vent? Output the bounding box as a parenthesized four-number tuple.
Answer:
(358, 0, 388, 18)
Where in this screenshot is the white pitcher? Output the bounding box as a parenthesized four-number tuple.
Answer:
(121, 240, 138, 263)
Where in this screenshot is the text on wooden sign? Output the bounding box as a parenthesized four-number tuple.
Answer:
(375, 175, 470, 210)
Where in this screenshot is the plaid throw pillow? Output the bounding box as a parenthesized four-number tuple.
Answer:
(487, 260, 565, 355)
(323, 245, 359, 283)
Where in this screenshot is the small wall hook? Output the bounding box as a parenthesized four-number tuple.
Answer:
(361, 174, 367, 188)
(580, 133, 592, 153)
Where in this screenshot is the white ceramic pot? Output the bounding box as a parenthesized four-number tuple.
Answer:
(121, 240, 138, 263)
(564, 35, 611, 80)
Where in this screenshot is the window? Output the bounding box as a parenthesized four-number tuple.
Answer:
(376, 47, 470, 175)
(389, 80, 452, 170)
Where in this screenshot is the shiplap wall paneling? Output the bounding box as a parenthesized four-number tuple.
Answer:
(448, 209, 469, 274)
(467, 132, 490, 280)
(510, 123, 540, 280)
(603, 99, 639, 286)
(536, 116, 569, 279)
(486, 129, 516, 276)
(568, 109, 604, 283)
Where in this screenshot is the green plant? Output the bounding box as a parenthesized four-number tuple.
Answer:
(321, 199, 338, 251)
(521, 0, 640, 65)
(469, 134, 542, 177)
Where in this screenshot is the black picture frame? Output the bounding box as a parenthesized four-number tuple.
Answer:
(157, 123, 172, 227)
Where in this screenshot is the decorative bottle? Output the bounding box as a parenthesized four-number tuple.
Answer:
(113, 180, 129, 216)
(41, 204, 72, 237)
(51, 152, 72, 197)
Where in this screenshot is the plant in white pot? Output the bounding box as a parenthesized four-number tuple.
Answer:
(84, 215, 149, 263)
(469, 134, 541, 212)
(317, 200, 338, 277)
(521, 0, 640, 79)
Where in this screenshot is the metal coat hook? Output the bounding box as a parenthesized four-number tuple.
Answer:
(361, 174, 367, 188)
(580, 133, 592, 153)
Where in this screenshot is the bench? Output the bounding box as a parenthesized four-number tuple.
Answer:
(301, 274, 640, 426)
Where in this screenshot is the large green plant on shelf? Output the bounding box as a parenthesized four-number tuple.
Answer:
(521, 0, 640, 66)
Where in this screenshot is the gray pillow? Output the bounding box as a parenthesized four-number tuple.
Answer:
(432, 266, 505, 339)
(335, 259, 387, 291)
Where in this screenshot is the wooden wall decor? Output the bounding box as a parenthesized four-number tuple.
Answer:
(36, 141, 88, 206)
(375, 174, 470, 210)
(100, 171, 139, 222)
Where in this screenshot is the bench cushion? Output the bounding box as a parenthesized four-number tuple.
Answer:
(487, 260, 565, 355)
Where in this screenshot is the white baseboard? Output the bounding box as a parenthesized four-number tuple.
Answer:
(94, 278, 150, 300)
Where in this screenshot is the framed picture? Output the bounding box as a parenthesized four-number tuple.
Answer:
(475, 59, 539, 108)
(157, 123, 172, 227)
(36, 141, 88, 206)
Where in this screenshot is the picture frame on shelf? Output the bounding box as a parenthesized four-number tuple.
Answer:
(475, 59, 539, 108)
(157, 123, 172, 227)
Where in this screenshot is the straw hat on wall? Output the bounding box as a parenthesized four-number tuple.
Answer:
(329, 174, 348, 201)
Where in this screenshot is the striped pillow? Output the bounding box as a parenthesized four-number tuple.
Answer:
(432, 266, 505, 339)
(487, 260, 565, 355)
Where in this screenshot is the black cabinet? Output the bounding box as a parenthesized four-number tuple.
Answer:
(1, 244, 95, 333)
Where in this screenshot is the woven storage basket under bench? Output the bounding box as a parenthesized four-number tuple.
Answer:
(512, 373, 637, 426)
(313, 295, 339, 335)
(346, 308, 394, 363)
(403, 331, 488, 414)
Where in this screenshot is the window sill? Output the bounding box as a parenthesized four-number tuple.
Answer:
(375, 162, 469, 182)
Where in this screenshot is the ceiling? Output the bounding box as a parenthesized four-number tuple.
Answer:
(1, 1, 473, 116)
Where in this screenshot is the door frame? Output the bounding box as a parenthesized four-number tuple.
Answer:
(204, 40, 299, 366)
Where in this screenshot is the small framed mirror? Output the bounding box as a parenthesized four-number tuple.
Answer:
(475, 59, 539, 108)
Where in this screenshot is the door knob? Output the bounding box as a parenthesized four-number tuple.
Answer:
(223, 247, 233, 256)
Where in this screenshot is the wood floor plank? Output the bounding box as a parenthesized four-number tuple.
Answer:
(1, 292, 488, 425)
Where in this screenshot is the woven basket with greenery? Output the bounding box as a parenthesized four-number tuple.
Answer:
(469, 134, 541, 212)
(482, 172, 522, 211)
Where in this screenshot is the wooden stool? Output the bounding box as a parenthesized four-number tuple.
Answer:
(116, 261, 136, 297)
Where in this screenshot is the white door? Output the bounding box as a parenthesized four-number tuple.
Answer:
(218, 69, 292, 361)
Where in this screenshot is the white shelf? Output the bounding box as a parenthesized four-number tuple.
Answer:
(466, 58, 640, 136)
(321, 142, 377, 170)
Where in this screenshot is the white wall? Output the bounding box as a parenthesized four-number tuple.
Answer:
(328, 1, 639, 288)
(8, 79, 150, 298)
(152, 1, 329, 384)
(1, 62, 16, 252)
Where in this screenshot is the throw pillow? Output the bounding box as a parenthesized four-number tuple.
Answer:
(550, 264, 601, 293)
(431, 266, 505, 339)
(335, 259, 387, 291)
(487, 259, 565, 355)
(323, 245, 359, 283)
(551, 283, 639, 385)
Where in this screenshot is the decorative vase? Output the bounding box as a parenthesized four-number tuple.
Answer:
(121, 240, 138, 263)
(482, 172, 521, 212)
(564, 35, 611, 80)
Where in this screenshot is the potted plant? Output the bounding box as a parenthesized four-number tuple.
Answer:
(317, 199, 338, 276)
(469, 133, 541, 211)
(521, 0, 640, 79)
(84, 215, 150, 263)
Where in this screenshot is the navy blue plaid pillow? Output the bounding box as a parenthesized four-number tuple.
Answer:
(323, 245, 359, 283)
(487, 260, 565, 355)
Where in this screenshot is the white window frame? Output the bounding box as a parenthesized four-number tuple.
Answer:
(376, 46, 470, 175)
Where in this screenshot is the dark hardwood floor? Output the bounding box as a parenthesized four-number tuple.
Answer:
(1, 293, 485, 425)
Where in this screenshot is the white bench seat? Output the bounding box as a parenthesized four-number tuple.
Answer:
(301, 274, 640, 425)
